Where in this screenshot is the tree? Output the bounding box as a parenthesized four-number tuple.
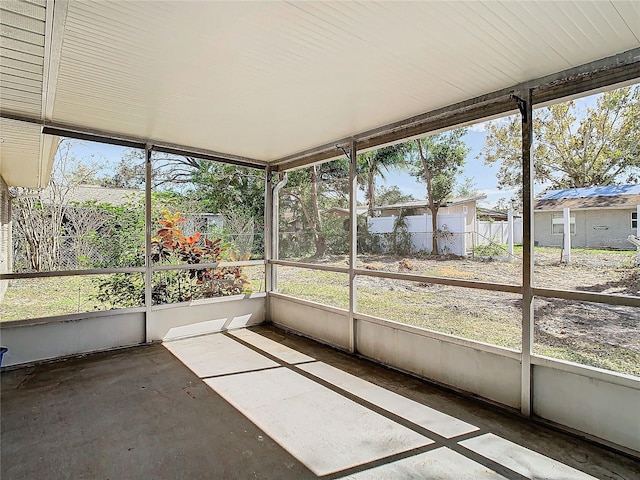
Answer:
(411, 129, 470, 254)
(481, 86, 640, 204)
(357, 144, 410, 217)
(280, 160, 349, 258)
(11, 140, 103, 271)
(98, 150, 203, 189)
(455, 176, 480, 197)
(104, 150, 268, 257)
(375, 185, 415, 206)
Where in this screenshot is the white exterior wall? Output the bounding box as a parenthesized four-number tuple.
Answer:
(268, 295, 521, 407)
(270, 294, 351, 350)
(534, 208, 636, 249)
(149, 295, 265, 341)
(268, 294, 640, 454)
(533, 360, 640, 453)
(0, 296, 267, 367)
(585, 208, 636, 249)
(0, 311, 146, 367)
(356, 318, 522, 408)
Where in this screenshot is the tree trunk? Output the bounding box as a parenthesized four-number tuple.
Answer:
(310, 166, 326, 257)
(417, 139, 439, 255)
(367, 168, 375, 217)
(431, 206, 439, 255)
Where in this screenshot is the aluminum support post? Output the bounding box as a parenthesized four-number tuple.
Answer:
(144, 144, 153, 342)
(518, 90, 535, 416)
(264, 167, 273, 321)
(349, 139, 358, 353)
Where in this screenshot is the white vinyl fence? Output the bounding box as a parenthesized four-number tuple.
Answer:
(476, 219, 523, 245)
(368, 214, 467, 255)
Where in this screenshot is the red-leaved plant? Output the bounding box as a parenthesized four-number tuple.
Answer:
(151, 211, 250, 303)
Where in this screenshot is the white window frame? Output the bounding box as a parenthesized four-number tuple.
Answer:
(632, 211, 637, 229)
(551, 212, 575, 235)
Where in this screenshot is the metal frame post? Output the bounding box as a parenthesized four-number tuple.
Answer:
(144, 144, 153, 342)
(519, 90, 534, 416)
(507, 208, 514, 257)
(348, 139, 358, 353)
(264, 167, 273, 320)
(563, 207, 571, 263)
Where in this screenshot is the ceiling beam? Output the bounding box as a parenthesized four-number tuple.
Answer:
(36, 124, 268, 170)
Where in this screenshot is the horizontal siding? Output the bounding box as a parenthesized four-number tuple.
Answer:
(0, 8, 45, 35)
(0, 119, 44, 187)
(0, 0, 46, 120)
(1, 0, 46, 21)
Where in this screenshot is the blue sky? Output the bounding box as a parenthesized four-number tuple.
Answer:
(381, 123, 508, 207)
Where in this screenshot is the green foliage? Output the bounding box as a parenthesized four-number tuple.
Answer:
(150, 211, 250, 304)
(481, 85, 640, 206)
(359, 210, 413, 256)
(472, 241, 508, 259)
(280, 160, 350, 258)
(410, 128, 470, 254)
(93, 273, 145, 308)
(389, 210, 412, 255)
(455, 176, 480, 197)
(92, 211, 251, 307)
(78, 200, 146, 268)
(375, 185, 415, 207)
(357, 144, 411, 215)
(411, 129, 470, 202)
(320, 216, 349, 256)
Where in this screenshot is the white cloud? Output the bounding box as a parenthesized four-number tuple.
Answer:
(479, 187, 517, 196)
(467, 122, 488, 133)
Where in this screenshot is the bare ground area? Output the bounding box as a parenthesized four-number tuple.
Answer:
(279, 248, 639, 375)
(368, 249, 638, 349)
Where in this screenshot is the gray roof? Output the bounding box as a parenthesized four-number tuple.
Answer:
(535, 185, 640, 211)
(538, 184, 640, 201)
(373, 195, 486, 211)
(41, 185, 143, 206)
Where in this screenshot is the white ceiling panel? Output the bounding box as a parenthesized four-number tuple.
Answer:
(46, 1, 638, 163)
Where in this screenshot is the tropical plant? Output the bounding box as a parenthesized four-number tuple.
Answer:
(92, 210, 250, 308)
(357, 144, 410, 216)
(151, 211, 250, 303)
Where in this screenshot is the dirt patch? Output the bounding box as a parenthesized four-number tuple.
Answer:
(301, 250, 639, 365)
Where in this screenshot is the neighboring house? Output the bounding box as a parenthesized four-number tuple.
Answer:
(41, 184, 144, 207)
(368, 195, 486, 255)
(477, 207, 509, 221)
(372, 195, 486, 236)
(534, 185, 640, 250)
(322, 206, 369, 217)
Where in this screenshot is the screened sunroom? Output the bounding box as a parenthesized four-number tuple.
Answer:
(1, 1, 639, 478)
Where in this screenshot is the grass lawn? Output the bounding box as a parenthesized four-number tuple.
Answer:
(3, 253, 638, 377)
(1, 276, 103, 321)
(277, 261, 640, 377)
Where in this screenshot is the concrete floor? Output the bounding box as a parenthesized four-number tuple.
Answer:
(1, 325, 639, 479)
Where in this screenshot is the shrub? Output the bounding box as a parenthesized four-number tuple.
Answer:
(92, 210, 250, 308)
